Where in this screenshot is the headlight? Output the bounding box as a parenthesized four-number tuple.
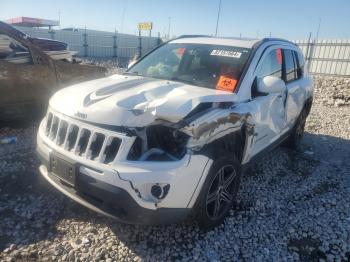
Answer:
(127, 125, 189, 161)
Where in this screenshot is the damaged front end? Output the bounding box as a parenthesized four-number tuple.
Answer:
(127, 124, 189, 161)
(124, 100, 248, 163)
(111, 100, 251, 208)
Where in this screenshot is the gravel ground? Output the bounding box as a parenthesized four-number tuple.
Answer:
(0, 75, 350, 261)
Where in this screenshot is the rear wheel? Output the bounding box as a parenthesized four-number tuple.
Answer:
(194, 155, 241, 230)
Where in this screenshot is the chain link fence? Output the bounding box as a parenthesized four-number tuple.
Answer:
(13, 26, 350, 77)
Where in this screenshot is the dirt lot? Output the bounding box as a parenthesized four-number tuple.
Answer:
(0, 75, 349, 261)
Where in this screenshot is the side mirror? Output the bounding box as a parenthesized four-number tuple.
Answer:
(256, 75, 286, 94)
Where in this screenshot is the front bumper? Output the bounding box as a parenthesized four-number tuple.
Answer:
(36, 117, 212, 225)
(37, 160, 190, 225)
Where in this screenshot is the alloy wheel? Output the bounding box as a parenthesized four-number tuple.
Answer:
(206, 165, 237, 220)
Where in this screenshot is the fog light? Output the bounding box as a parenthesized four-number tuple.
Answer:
(151, 184, 170, 199)
(151, 184, 162, 198)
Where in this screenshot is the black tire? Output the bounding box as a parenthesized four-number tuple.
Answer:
(194, 155, 241, 230)
(284, 109, 308, 149)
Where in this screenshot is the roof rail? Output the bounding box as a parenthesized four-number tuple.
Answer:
(260, 37, 297, 46)
(174, 35, 211, 40)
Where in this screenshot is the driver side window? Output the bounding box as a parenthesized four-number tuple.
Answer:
(257, 49, 283, 79)
(252, 49, 283, 96)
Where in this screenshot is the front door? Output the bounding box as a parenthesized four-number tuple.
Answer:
(248, 48, 288, 157)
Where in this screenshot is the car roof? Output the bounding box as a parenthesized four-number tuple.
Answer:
(170, 36, 261, 48)
(169, 36, 296, 49)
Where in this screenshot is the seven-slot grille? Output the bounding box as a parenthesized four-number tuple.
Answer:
(45, 112, 122, 164)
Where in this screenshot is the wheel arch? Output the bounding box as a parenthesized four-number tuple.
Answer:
(193, 127, 247, 164)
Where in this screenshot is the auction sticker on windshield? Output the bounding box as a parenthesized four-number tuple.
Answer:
(210, 50, 242, 58)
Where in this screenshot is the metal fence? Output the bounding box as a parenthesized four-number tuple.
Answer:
(12, 26, 350, 77)
(15, 26, 161, 64)
(294, 39, 350, 77)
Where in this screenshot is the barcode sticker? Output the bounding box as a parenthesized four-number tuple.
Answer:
(210, 50, 242, 58)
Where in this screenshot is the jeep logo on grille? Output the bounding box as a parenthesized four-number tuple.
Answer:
(74, 111, 87, 119)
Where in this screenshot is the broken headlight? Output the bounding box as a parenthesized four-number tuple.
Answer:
(127, 125, 189, 161)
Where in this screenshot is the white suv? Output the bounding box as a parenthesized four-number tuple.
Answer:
(37, 36, 313, 228)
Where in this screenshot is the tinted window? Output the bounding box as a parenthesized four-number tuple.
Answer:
(283, 49, 297, 82)
(256, 49, 283, 79)
(295, 51, 305, 78)
(128, 43, 251, 91)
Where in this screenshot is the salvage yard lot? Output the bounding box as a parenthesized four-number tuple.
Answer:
(0, 76, 350, 261)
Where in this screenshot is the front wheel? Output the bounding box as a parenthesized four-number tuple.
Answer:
(194, 155, 241, 230)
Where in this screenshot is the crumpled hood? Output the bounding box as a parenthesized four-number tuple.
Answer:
(49, 74, 238, 127)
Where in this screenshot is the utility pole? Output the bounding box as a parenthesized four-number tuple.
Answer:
(315, 18, 321, 41)
(215, 0, 222, 36)
(120, 6, 125, 33)
(167, 17, 171, 40)
(58, 10, 61, 29)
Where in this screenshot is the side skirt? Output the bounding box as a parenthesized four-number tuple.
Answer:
(241, 130, 292, 174)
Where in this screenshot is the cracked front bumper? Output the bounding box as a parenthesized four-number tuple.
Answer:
(37, 162, 190, 225)
(36, 119, 211, 224)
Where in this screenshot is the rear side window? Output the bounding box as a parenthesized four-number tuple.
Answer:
(256, 49, 283, 80)
(283, 49, 297, 82)
(295, 51, 305, 78)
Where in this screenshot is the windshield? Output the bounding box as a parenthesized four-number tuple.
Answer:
(127, 43, 251, 92)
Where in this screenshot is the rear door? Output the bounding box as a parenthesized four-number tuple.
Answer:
(283, 49, 313, 128)
(283, 49, 305, 126)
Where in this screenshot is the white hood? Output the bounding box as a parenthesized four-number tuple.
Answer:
(49, 74, 238, 127)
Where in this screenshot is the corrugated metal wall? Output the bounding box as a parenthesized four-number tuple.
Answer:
(16, 26, 159, 61)
(294, 40, 350, 76)
(12, 27, 350, 77)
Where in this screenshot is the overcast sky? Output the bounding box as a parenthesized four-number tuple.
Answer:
(1, 0, 350, 40)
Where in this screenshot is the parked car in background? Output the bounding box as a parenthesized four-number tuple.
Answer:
(0, 21, 106, 123)
(37, 36, 313, 228)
